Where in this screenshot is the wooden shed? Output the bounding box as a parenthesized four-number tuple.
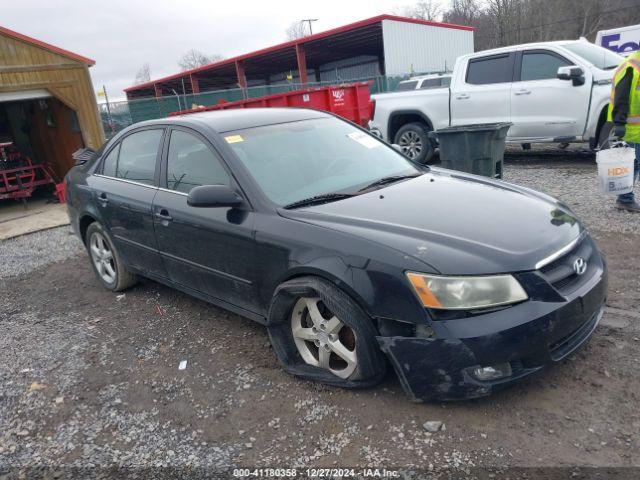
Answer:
(0, 26, 104, 181)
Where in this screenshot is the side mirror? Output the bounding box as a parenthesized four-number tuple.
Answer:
(557, 66, 585, 86)
(187, 184, 243, 208)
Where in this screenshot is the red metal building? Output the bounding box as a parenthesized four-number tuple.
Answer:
(125, 15, 474, 100)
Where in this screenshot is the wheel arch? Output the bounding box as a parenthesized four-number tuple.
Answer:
(594, 104, 610, 146)
(388, 110, 434, 142)
(277, 267, 377, 329)
(79, 213, 97, 245)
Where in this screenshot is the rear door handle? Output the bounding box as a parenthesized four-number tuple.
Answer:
(455, 94, 470, 100)
(514, 89, 531, 96)
(155, 208, 173, 222)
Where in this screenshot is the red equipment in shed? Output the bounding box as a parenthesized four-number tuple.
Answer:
(170, 82, 374, 128)
(0, 142, 61, 202)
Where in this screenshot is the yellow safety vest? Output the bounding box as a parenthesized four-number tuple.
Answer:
(608, 51, 640, 143)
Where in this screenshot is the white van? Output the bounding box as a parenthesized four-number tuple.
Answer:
(596, 24, 640, 56)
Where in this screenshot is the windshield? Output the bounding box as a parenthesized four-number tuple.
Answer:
(226, 117, 420, 205)
(562, 41, 623, 70)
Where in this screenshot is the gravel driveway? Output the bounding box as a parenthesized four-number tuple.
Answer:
(1, 150, 639, 479)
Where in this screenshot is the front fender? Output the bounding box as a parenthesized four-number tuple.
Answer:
(584, 95, 610, 139)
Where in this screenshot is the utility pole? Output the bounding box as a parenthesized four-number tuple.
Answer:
(301, 18, 318, 35)
(101, 85, 114, 135)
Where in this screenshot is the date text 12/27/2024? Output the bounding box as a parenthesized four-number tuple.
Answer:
(233, 468, 400, 478)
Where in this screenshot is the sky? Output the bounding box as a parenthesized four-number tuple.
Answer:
(2, 0, 415, 102)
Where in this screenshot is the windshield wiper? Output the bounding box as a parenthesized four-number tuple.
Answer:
(358, 173, 424, 192)
(283, 192, 357, 209)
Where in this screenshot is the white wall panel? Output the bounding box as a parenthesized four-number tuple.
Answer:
(382, 20, 474, 76)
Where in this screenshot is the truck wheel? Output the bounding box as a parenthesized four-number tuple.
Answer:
(266, 276, 387, 389)
(394, 122, 434, 164)
(596, 122, 614, 151)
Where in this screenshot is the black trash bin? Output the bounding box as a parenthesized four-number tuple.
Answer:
(430, 123, 512, 179)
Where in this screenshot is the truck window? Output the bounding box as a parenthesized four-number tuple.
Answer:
(420, 78, 441, 89)
(441, 77, 451, 87)
(466, 54, 514, 85)
(396, 81, 419, 91)
(521, 51, 572, 81)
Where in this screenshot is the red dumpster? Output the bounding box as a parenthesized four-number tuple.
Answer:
(170, 82, 374, 128)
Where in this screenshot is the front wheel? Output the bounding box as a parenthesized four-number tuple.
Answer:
(596, 122, 614, 151)
(394, 122, 434, 164)
(267, 276, 386, 388)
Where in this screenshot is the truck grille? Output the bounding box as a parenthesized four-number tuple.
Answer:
(539, 235, 596, 295)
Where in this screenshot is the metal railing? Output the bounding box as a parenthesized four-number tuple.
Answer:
(98, 73, 442, 139)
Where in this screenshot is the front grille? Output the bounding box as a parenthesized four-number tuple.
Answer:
(549, 307, 601, 361)
(539, 235, 596, 295)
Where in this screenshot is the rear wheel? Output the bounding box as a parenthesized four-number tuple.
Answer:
(267, 276, 386, 388)
(85, 222, 137, 292)
(394, 122, 434, 164)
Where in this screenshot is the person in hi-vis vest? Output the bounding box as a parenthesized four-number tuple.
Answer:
(608, 50, 640, 212)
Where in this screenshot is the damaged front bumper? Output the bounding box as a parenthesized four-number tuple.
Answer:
(377, 273, 607, 402)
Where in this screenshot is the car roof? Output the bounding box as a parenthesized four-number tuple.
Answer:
(136, 107, 330, 133)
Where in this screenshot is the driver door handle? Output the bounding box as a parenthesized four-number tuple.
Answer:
(455, 93, 470, 100)
(97, 192, 108, 205)
(514, 89, 531, 96)
(155, 208, 172, 222)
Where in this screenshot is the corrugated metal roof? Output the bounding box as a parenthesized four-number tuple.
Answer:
(125, 14, 474, 94)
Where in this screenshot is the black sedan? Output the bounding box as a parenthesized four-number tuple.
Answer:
(65, 108, 607, 401)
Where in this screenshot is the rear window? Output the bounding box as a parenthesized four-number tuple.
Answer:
(112, 129, 163, 185)
(466, 54, 514, 85)
(396, 81, 418, 91)
(101, 144, 119, 177)
(420, 79, 441, 89)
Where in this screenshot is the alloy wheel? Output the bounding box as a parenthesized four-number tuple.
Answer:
(397, 130, 423, 159)
(290, 297, 357, 379)
(89, 232, 116, 284)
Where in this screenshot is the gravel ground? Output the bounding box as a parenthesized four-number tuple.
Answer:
(1, 149, 639, 479)
(0, 227, 83, 280)
(503, 146, 640, 234)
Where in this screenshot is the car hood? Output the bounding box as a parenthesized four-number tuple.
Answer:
(279, 169, 583, 275)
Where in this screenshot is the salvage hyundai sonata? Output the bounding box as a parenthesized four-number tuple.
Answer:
(65, 109, 607, 401)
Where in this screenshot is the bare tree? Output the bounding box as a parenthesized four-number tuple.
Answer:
(286, 21, 309, 40)
(134, 63, 151, 85)
(396, 1, 443, 21)
(443, 0, 481, 26)
(438, 0, 640, 51)
(178, 49, 224, 71)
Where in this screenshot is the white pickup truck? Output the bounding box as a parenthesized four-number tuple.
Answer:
(369, 40, 624, 163)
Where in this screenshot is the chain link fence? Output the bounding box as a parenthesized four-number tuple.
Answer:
(98, 74, 428, 140)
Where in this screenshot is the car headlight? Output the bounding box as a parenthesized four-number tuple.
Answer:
(406, 272, 528, 310)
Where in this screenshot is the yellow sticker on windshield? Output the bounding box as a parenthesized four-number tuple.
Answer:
(225, 135, 244, 144)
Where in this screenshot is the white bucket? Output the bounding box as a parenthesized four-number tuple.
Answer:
(596, 145, 636, 196)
